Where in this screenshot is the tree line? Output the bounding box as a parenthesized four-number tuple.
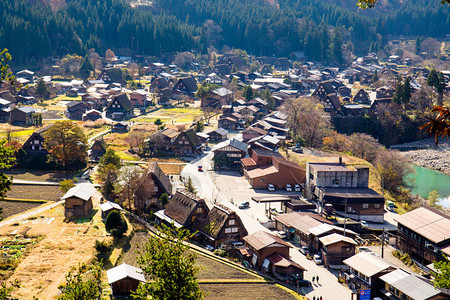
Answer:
(1, 0, 449, 65)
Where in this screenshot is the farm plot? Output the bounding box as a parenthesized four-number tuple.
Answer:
(0, 201, 43, 219)
(6, 185, 62, 202)
(0, 236, 41, 281)
(3, 169, 76, 182)
(200, 283, 297, 300)
(133, 107, 203, 124)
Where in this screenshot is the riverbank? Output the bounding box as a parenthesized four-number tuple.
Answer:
(392, 138, 450, 175)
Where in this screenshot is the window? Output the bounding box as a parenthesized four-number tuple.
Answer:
(342, 246, 351, 252)
(374, 204, 380, 209)
(229, 219, 235, 226)
(185, 141, 189, 144)
(347, 206, 352, 213)
(196, 207, 202, 213)
(362, 204, 369, 209)
(34, 140, 40, 145)
(332, 179, 339, 185)
(179, 141, 183, 144)
(225, 228, 232, 233)
(227, 153, 241, 158)
(153, 186, 158, 192)
(231, 227, 238, 233)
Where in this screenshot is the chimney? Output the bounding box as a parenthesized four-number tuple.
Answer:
(339, 157, 343, 166)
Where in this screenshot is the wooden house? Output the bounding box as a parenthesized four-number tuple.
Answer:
(208, 128, 229, 142)
(172, 77, 198, 96)
(322, 93, 342, 115)
(82, 109, 102, 122)
(144, 127, 179, 154)
(312, 81, 337, 100)
(129, 90, 148, 107)
(89, 138, 107, 161)
(242, 127, 268, 142)
(65, 101, 87, 120)
(170, 128, 202, 155)
(99, 201, 123, 219)
(134, 162, 173, 209)
(112, 122, 129, 133)
(156, 189, 209, 228)
(195, 205, 247, 248)
(62, 183, 96, 218)
(353, 89, 370, 104)
(21, 124, 54, 160)
(10, 106, 36, 126)
(243, 230, 304, 279)
(97, 68, 125, 85)
(212, 139, 248, 170)
(107, 264, 145, 297)
(344, 252, 396, 299)
(319, 233, 357, 268)
(105, 93, 134, 120)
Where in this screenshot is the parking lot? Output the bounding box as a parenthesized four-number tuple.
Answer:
(211, 170, 308, 223)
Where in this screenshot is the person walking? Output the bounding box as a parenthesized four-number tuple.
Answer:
(319, 296, 323, 300)
(312, 276, 315, 284)
(312, 296, 316, 300)
(317, 275, 320, 284)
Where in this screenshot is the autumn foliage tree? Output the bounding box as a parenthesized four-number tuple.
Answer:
(44, 121, 88, 169)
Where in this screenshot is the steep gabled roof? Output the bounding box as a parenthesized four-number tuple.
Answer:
(100, 68, 124, 84)
(182, 128, 201, 149)
(106, 93, 133, 112)
(164, 189, 208, 226)
(175, 77, 198, 93)
(212, 138, 248, 152)
(148, 162, 172, 195)
(196, 205, 235, 239)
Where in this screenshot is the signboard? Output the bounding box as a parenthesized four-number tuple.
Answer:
(359, 289, 371, 300)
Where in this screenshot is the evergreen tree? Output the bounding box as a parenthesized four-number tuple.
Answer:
(79, 54, 93, 79)
(372, 70, 379, 82)
(185, 177, 197, 195)
(403, 77, 411, 104)
(392, 76, 404, 104)
(243, 85, 254, 101)
(427, 69, 440, 88)
(415, 36, 421, 54)
(35, 78, 48, 103)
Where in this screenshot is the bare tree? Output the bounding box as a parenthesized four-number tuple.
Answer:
(115, 166, 142, 212)
(373, 150, 411, 195)
(201, 107, 217, 125)
(126, 130, 146, 154)
(146, 133, 167, 155)
(89, 50, 102, 77)
(282, 97, 332, 147)
(105, 49, 116, 64)
(133, 170, 156, 214)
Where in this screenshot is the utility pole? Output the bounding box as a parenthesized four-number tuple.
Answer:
(344, 182, 348, 237)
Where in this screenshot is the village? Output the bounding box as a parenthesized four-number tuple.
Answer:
(0, 43, 450, 300)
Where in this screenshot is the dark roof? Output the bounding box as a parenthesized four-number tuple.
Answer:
(101, 68, 124, 83)
(215, 64, 231, 76)
(90, 137, 107, 150)
(319, 187, 384, 204)
(164, 189, 208, 226)
(66, 101, 85, 109)
(324, 93, 341, 112)
(197, 205, 233, 239)
(160, 127, 179, 139)
(183, 128, 201, 148)
(148, 162, 172, 195)
(176, 77, 198, 93)
(319, 81, 337, 95)
(213, 128, 229, 136)
(106, 93, 133, 112)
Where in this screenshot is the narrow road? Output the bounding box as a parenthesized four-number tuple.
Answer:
(12, 179, 59, 186)
(0, 200, 64, 228)
(88, 129, 111, 144)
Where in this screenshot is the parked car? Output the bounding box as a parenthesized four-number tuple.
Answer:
(205, 245, 215, 251)
(197, 165, 203, 172)
(239, 201, 250, 209)
(293, 147, 303, 153)
(313, 254, 322, 265)
(286, 184, 292, 192)
(360, 220, 369, 229)
(232, 242, 244, 249)
(299, 246, 310, 255)
(292, 279, 312, 287)
(268, 184, 275, 192)
(242, 261, 252, 268)
(358, 247, 371, 253)
(276, 231, 287, 239)
(386, 201, 396, 212)
(294, 184, 301, 192)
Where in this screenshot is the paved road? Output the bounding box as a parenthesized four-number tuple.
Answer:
(181, 153, 352, 299)
(0, 200, 64, 228)
(88, 129, 111, 144)
(12, 179, 59, 186)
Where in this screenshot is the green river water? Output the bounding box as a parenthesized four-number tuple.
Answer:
(406, 165, 450, 208)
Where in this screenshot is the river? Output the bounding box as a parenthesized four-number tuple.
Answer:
(406, 165, 450, 208)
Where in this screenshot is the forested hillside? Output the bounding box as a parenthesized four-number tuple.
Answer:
(0, 0, 448, 64)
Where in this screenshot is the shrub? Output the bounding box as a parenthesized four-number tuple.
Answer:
(94, 240, 112, 259)
(105, 211, 128, 238)
(213, 249, 226, 257)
